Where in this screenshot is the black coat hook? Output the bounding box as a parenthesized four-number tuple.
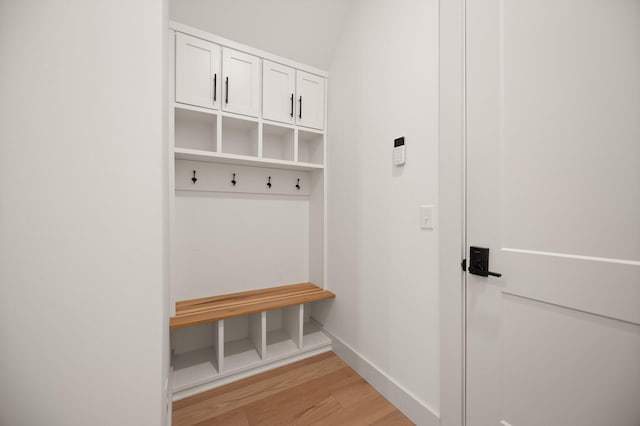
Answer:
(296, 178, 300, 190)
(231, 173, 237, 186)
(191, 170, 197, 184)
(267, 176, 272, 188)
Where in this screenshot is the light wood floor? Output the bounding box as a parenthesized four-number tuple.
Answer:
(172, 351, 414, 425)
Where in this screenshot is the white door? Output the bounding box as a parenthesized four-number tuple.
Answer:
(175, 33, 220, 110)
(296, 71, 325, 130)
(263, 60, 296, 125)
(222, 47, 260, 118)
(466, 1, 640, 426)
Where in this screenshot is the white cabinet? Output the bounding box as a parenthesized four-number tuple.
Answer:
(222, 48, 261, 118)
(175, 33, 221, 110)
(262, 61, 296, 125)
(296, 71, 325, 130)
(263, 63, 326, 131)
(171, 22, 327, 170)
(175, 37, 261, 117)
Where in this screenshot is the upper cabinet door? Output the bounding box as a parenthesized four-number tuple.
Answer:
(296, 71, 325, 130)
(222, 48, 261, 118)
(175, 33, 221, 110)
(262, 61, 296, 125)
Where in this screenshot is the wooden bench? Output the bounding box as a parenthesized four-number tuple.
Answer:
(170, 282, 335, 329)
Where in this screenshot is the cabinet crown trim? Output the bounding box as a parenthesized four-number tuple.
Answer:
(169, 21, 329, 78)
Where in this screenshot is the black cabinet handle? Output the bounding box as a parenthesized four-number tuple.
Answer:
(298, 96, 302, 119)
(214, 75, 217, 102)
(225, 77, 229, 104)
(290, 94, 294, 117)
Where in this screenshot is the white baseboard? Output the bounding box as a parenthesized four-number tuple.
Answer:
(318, 323, 440, 426)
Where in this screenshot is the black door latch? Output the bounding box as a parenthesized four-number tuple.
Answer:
(469, 246, 502, 278)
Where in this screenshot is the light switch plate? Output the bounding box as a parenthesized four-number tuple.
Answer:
(420, 205, 435, 229)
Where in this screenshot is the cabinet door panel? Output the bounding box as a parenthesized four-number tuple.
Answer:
(222, 48, 261, 118)
(296, 71, 325, 130)
(175, 33, 220, 110)
(263, 61, 296, 124)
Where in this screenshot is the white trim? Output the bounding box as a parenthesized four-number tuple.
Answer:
(322, 78, 329, 291)
(502, 248, 640, 266)
(169, 21, 329, 79)
(439, 0, 467, 426)
(173, 148, 324, 171)
(320, 325, 440, 426)
(168, 29, 177, 319)
(163, 6, 171, 424)
(172, 346, 332, 401)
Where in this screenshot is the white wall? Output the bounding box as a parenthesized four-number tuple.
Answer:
(169, 0, 354, 70)
(323, 0, 440, 416)
(173, 193, 310, 301)
(0, 1, 167, 425)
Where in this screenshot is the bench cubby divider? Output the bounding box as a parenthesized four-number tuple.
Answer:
(250, 312, 266, 360)
(214, 320, 223, 373)
(283, 304, 303, 350)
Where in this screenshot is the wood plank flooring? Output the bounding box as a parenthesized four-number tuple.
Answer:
(172, 352, 414, 426)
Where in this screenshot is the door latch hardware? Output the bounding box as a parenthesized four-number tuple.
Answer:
(469, 246, 502, 277)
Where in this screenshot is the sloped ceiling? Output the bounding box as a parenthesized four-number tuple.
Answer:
(169, 0, 356, 70)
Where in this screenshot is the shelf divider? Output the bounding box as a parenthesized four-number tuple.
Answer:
(283, 305, 303, 349)
(215, 320, 224, 372)
(250, 312, 266, 359)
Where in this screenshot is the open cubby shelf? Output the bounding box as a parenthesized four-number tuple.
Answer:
(220, 116, 258, 157)
(173, 106, 325, 170)
(298, 129, 324, 165)
(175, 108, 218, 152)
(263, 123, 295, 161)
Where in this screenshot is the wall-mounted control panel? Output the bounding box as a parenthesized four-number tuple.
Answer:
(393, 137, 406, 166)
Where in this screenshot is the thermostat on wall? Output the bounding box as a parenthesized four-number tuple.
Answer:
(393, 137, 406, 166)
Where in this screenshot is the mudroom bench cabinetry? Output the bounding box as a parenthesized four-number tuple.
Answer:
(168, 21, 333, 401)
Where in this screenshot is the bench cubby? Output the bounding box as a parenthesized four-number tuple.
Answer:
(171, 322, 220, 393)
(266, 306, 301, 359)
(223, 315, 263, 371)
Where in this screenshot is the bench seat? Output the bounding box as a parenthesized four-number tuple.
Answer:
(170, 283, 335, 329)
